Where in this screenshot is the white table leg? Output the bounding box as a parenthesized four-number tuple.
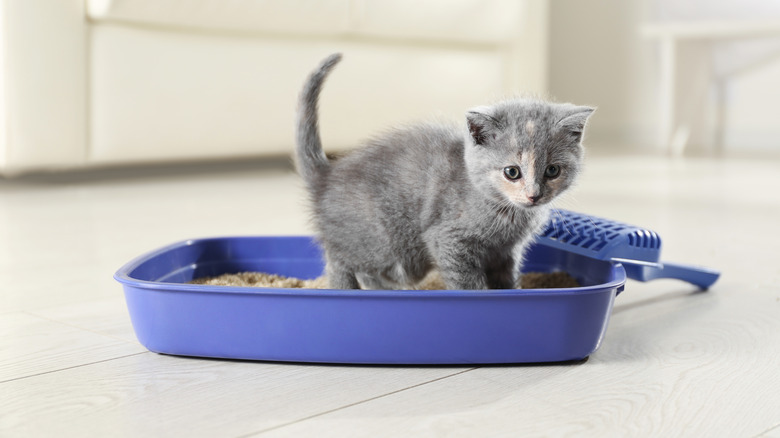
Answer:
(657, 38, 717, 155)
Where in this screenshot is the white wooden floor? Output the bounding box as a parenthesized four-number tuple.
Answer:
(1, 155, 779, 437)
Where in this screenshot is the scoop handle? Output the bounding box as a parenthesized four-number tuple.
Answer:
(621, 260, 720, 290)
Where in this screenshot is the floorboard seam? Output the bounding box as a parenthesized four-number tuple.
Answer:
(23, 309, 142, 346)
(752, 422, 780, 438)
(239, 367, 480, 437)
(0, 351, 149, 385)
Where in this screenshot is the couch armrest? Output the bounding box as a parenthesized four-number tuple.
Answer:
(1, 0, 87, 175)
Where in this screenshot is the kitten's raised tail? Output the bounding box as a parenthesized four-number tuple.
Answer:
(295, 53, 342, 188)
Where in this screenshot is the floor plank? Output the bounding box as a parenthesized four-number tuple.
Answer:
(28, 298, 139, 344)
(759, 424, 780, 438)
(0, 312, 146, 382)
(0, 165, 311, 313)
(0, 353, 470, 438)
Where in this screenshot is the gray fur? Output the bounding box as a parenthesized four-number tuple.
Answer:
(295, 53, 342, 191)
(295, 53, 594, 290)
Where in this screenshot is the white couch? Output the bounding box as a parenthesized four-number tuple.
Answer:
(0, 0, 549, 175)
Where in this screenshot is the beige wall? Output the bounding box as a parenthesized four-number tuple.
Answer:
(549, 0, 780, 154)
(723, 56, 780, 151)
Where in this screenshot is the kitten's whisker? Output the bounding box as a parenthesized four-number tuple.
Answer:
(488, 201, 512, 237)
(585, 216, 603, 239)
(554, 209, 573, 236)
(487, 199, 518, 238)
(548, 208, 559, 238)
(555, 209, 565, 238)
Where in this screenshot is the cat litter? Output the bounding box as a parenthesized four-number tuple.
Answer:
(188, 270, 581, 290)
(115, 210, 719, 365)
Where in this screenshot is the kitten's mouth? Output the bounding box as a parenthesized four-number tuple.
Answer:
(521, 198, 547, 208)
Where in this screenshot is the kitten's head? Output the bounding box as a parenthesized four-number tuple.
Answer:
(463, 99, 594, 209)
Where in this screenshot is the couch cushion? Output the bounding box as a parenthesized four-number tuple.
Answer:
(88, 25, 506, 164)
(352, 0, 525, 44)
(87, 0, 352, 36)
(87, 0, 524, 44)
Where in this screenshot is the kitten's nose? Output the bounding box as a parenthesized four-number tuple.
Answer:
(527, 194, 542, 204)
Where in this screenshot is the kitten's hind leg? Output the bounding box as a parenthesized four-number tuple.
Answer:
(326, 264, 360, 289)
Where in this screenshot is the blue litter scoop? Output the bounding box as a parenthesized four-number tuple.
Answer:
(537, 209, 720, 290)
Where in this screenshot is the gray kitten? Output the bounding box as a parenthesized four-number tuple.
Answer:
(295, 53, 594, 290)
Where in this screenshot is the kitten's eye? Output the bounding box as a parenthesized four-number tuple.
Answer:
(503, 166, 521, 181)
(545, 164, 561, 179)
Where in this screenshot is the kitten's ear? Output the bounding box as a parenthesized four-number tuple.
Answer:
(558, 106, 595, 135)
(466, 108, 502, 146)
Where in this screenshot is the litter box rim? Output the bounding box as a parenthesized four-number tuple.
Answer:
(114, 236, 627, 298)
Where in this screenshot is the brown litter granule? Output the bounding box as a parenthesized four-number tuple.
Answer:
(190, 270, 579, 290)
(520, 271, 581, 289)
(190, 272, 329, 289)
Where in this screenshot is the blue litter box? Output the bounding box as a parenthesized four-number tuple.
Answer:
(114, 210, 719, 365)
